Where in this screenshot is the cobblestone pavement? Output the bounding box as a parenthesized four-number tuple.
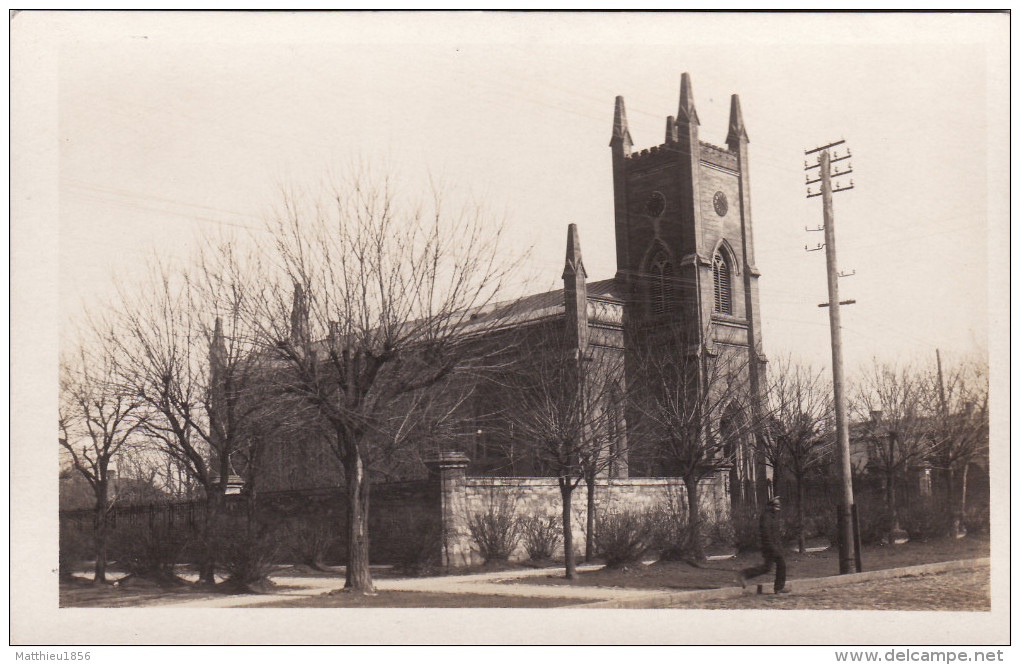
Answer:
(668, 565, 990, 611)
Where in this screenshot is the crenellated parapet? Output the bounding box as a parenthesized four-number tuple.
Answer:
(624, 142, 676, 167)
(624, 137, 740, 174)
(699, 141, 739, 172)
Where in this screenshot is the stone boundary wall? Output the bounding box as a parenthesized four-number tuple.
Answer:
(60, 455, 734, 570)
(433, 453, 730, 566)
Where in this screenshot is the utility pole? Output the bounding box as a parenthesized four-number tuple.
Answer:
(805, 140, 856, 574)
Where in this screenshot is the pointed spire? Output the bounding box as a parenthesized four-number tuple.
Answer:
(562, 223, 588, 354)
(290, 282, 309, 345)
(677, 72, 700, 126)
(726, 94, 749, 148)
(209, 316, 226, 370)
(609, 95, 633, 152)
(665, 115, 678, 143)
(562, 223, 587, 279)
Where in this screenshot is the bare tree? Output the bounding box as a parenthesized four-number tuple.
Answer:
(257, 168, 523, 593)
(578, 367, 627, 564)
(496, 326, 624, 578)
(58, 333, 145, 583)
(760, 356, 834, 553)
(853, 360, 931, 538)
(631, 325, 764, 560)
(114, 239, 273, 585)
(921, 354, 989, 532)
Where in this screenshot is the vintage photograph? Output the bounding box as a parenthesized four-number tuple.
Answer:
(11, 11, 1009, 646)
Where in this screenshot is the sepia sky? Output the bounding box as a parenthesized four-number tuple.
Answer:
(49, 12, 1008, 377)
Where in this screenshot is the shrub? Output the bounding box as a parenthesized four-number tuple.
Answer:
(703, 517, 736, 552)
(282, 517, 340, 569)
(219, 525, 284, 593)
(898, 503, 951, 542)
(651, 489, 688, 560)
(848, 494, 892, 546)
(657, 513, 736, 560)
(390, 512, 443, 575)
(651, 490, 735, 560)
(963, 504, 990, 535)
(806, 504, 838, 541)
(730, 507, 761, 553)
(780, 498, 839, 548)
(58, 519, 94, 581)
(110, 520, 189, 585)
(521, 515, 561, 561)
(467, 494, 521, 563)
(594, 510, 656, 567)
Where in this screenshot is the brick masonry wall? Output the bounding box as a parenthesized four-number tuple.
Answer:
(441, 472, 730, 566)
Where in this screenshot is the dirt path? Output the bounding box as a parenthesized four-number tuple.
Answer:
(60, 536, 990, 609)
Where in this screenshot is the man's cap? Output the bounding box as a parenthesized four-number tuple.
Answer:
(767, 496, 782, 505)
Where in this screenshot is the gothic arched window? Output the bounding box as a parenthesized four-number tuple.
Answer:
(713, 251, 732, 315)
(651, 250, 673, 317)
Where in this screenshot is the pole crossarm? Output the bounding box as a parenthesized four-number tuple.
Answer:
(804, 139, 845, 156)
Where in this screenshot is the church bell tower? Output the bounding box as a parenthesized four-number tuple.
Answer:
(611, 73, 768, 504)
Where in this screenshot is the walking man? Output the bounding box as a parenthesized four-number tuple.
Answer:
(738, 495, 790, 594)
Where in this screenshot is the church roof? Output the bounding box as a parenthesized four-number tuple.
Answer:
(455, 277, 622, 335)
(295, 277, 622, 357)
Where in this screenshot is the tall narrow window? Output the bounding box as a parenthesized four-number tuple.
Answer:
(651, 251, 673, 317)
(713, 252, 732, 314)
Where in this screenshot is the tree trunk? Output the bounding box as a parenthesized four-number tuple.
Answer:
(344, 449, 375, 593)
(796, 475, 806, 554)
(959, 462, 970, 531)
(944, 466, 958, 534)
(584, 473, 596, 563)
(559, 478, 576, 579)
(197, 493, 219, 585)
(683, 475, 704, 560)
(245, 482, 259, 540)
(93, 489, 108, 584)
(886, 468, 901, 536)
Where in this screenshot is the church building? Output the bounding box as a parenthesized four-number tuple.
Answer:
(430, 72, 770, 508)
(238, 73, 771, 515)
